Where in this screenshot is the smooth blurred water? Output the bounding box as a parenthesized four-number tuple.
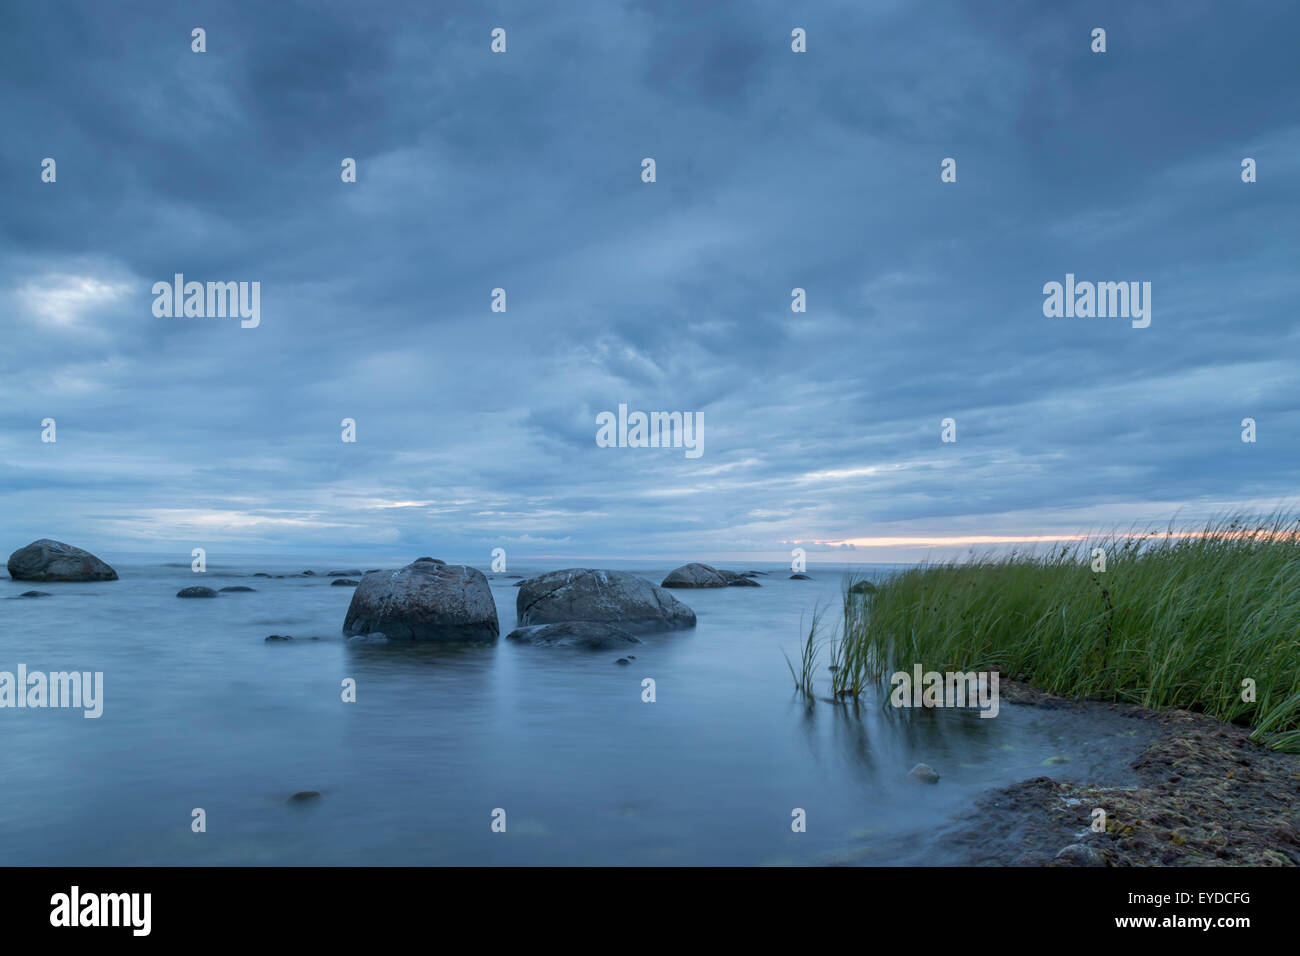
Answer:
(0, 557, 1140, 865)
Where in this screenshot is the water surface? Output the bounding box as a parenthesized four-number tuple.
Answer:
(0, 558, 1141, 865)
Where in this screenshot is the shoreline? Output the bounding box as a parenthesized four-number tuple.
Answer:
(941, 681, 1300, 866)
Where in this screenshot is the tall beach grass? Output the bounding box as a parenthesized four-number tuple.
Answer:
(834, 513, 1300, 751)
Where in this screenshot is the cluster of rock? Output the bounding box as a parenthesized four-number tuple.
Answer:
(7, 543, 716, 658)
(660, 563, 762, 588)
(338, 561, 699, 649)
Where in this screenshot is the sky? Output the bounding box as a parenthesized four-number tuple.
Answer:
(1, 0, 1297, 565)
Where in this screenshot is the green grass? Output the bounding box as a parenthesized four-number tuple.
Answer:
(835, 513, 1300, 751)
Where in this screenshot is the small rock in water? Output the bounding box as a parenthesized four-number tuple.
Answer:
(301, 570, 316, 576)
(287, 790, 321, 803)
(615, 658, 630, 665)
(219, 586, 256, 592)
(177, 586, 219, 598)
(331, 578, 360, 586)
(1042, 755, 1072, 766)
(327, 570, 362, 577)
(790, 573, 812, 580)
(909, 763, 940, 784)
(347, 632, 389, 645)
(1053, 843, 1104, 866)
(18, 590, 52, 598)
(849, 580, 877, 595)
(265, 635, 294, 642)
(253, 573, 272, 578)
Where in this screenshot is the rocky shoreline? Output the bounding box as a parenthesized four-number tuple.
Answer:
(941, 681, 1300, 866)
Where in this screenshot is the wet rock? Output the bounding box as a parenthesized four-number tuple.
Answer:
(265, 635, 294, 642)
(726, 577, 760, 587)
(287, 790, 321, 803)
(301, 570, 317, 576)
(790, 573, 812, 580)
(413, 557, 446, 565)
(516, 568, 696, 634)
(7, 539, 118, 582)
(506, 621, 642, 649)
(219, 586, 256, 592)
(909, 763, 940, 784)
(616, 658, 630, 665)
(253, 573, 272, 578)
(177, 586, 219, 598)
(662, 563, 728, 588)
(1054, 843, 1104, 866)
(17, 590, 51, 598)
(330, 578, 359, 587)
(327, 569, 362, 577)
(343, 562, 498, 642)
(347, 632, 389, 645)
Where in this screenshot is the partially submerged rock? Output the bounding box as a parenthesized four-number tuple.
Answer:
(343, 561, 499, 642)
(506, 621, 642, 649)
(220, 586, 256, 592)
(1053, 843, 1104, 866)
(790, 573, 812, 580)
(909, 763, 940, 784)
(516, 568, 696, 634)
(7, 539, 118, 582)
(177, 586, 219, 598)
(16, 590, 51, 598)
(662, 563, 728, 588)
(330, 578, 359, 587)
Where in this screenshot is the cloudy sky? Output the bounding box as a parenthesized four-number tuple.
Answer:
(2, 0, 1297, 564)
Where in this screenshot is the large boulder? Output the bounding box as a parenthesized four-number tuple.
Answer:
(343, 561, 499, 642)
(506, 622, 642, 649)
(7, 539, 118, 582)
(516, 569, 696, 633)
(661, 563, 728, 588)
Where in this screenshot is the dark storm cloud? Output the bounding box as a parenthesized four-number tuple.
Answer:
(1, 0, 1296, 563)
